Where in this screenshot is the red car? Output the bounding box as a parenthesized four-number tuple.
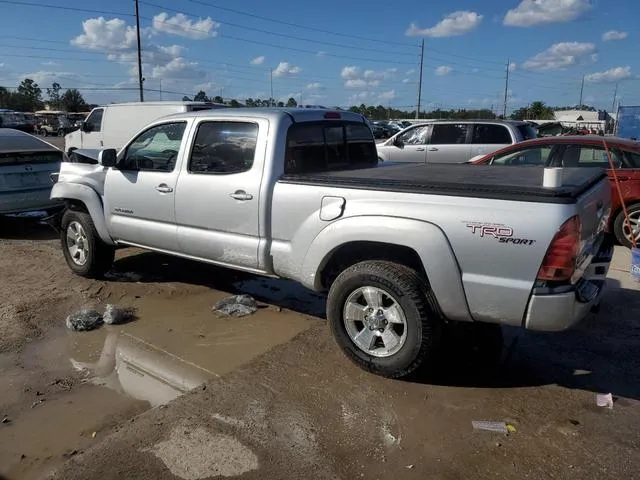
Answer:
(471, 135, 640, 248)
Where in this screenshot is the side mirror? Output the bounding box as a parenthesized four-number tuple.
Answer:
(393, 137, 404, 148)
(98, 149, 117, 167)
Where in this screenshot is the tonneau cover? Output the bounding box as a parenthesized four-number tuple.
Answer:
(280, 163, 608, 204)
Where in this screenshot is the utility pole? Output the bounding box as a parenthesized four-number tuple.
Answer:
(578, 74, 585, 108)
(611, 83, 618, 113)
(134, 0, 144, 102)
(270, 69, 274, 107)
(502, 59, 510, 118)
(415, 39, 424, 119)
(159, 79, 162, 101)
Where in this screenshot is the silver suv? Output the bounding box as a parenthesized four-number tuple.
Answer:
(376, 120, 537, 163)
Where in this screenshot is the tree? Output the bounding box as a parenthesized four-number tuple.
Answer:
(276, 101, 284, 107)
(229, 99, 241, 107)
(213, 96, 223, 104)
(12, 78, 43, 111)
(47, 82, 62, 109)
(193, 90, 209, 102)
(182, 95, 192, 101)
(286, 97, 297, 108)
(245, 98, 255, 107)
(511, 101, 554, 120)
(60, 89, 87, 112)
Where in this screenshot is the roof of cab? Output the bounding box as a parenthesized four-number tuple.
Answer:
(0, 128, 59, 153)
(160, 107, 366, 124)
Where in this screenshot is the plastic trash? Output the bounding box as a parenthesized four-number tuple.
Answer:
(212, 294, 258, 317)
(65, 309, 103, 331)
(472, 421, 516, 434)
(596, 393, 614, 409)
(103, 304, 137, 325)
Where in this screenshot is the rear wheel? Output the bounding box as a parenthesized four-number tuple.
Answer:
(613, 203, 640, 248)
(61, 209, 114, 278)
(327, 261, 442, 378)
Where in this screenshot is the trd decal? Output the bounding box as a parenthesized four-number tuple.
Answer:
(465, 222, 536, 246)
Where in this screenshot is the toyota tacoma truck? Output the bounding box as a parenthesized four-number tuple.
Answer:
(50, 108, 613, 378)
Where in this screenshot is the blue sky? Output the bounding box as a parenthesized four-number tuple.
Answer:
(0, 0, 638, 112)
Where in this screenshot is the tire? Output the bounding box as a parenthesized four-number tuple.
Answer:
(60, 209, 114, 278)
(613, 203, 640, 248)
(327, 261, 442, 378)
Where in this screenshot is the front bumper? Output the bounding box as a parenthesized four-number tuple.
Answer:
(524, 235, 614, 332)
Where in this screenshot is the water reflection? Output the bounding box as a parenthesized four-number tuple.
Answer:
(70, 331, 214, 407)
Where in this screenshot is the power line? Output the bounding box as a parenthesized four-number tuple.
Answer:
(0, 0, 133, 16)
(183, 0, 416, 47)
(141, 0, 417, 57)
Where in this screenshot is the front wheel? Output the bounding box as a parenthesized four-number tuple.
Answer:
(327, 261, 442, 378)
(613, 203, 640, 248)
(60, 209, 114, 278)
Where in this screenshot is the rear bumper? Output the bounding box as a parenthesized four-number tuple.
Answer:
(0, 189, 62, 214)
(524, 235, 613, 332)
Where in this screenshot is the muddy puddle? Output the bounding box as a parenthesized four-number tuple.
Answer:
(0, 289, 320, 480)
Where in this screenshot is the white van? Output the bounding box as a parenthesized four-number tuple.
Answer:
(64, 101, 226, 157)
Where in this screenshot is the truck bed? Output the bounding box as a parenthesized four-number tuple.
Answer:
(280, 164, 607, 204)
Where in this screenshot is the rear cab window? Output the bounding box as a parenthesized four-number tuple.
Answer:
(285, 122, 376, 174)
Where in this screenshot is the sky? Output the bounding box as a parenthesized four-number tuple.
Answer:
(0, 0, 638, 113)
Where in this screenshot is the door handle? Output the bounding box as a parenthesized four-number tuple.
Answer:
(415, 147, 426, 152)
(428, 147, 439, 151)
(229, 190, 253, 201)
(155, 184, 174, 193)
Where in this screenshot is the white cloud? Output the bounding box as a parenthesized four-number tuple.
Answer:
(402, 77, 411, 83)
(250, 56, 265, 65)
(42, 60, 60, 67)
(378, 90, 396, 101)
(341, 66, 360, 79)
(602, 30, 628, 41)
(151, 57, 205, 80)
(72, 17, 144, 51)
(591, 53, 598, 62)
(316, 51, 326, 57)
(523, 42, 596, 70)
(152, 12, 218, 40)
(348, 91, 372, 104)
(406, 11, 483, 37)
(504, 0, 591, 27)
(585, 66, 632, 83)
(406, 69, 415, 75)
(20, 71, 85, 87)
(273, 61, 301, 77)
(508, 62, 517, 72)
(435, 65, 453, 76)
(306, 82, 322, 90)
(345, 79, 368, 88)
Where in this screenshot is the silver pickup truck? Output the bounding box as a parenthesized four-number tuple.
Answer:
(51, 108, 613, 378)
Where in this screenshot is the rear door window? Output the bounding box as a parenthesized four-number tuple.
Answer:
(430, 124, 469, 145)
(560, 145, 624, 168)
(285, 122, 376, 174)
(491, 146, 554, 166)
(472, 124, 512, 144)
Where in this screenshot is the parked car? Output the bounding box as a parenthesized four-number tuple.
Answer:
(376, 119, 537, 163)
(470, 135, 640, 248)
(64, 101, 228, 161)
(51, 108, 612, 378)
(0, 128, 62, 214)
(370, 124, 387, 139)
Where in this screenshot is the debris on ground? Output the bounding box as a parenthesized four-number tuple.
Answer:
(405, 464, 414, 469)
(596, 393, 614, 409)
(212, 294, 258, 317)
(472, 421, 516, 434)
(65, 309, 103, 331)
(103, 304, 137, 325)
(91, 431, 97, 438)
(2, 416, 10, 424)
(104, 271, 143, 282)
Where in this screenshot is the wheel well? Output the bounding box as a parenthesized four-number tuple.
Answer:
(319, 241, 426, 291)
(65, 199, 89, 213)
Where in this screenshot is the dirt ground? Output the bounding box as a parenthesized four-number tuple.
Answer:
(1, 214, 639, 480)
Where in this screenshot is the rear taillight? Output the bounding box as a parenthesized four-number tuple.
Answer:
(537, 215, 582, 283)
